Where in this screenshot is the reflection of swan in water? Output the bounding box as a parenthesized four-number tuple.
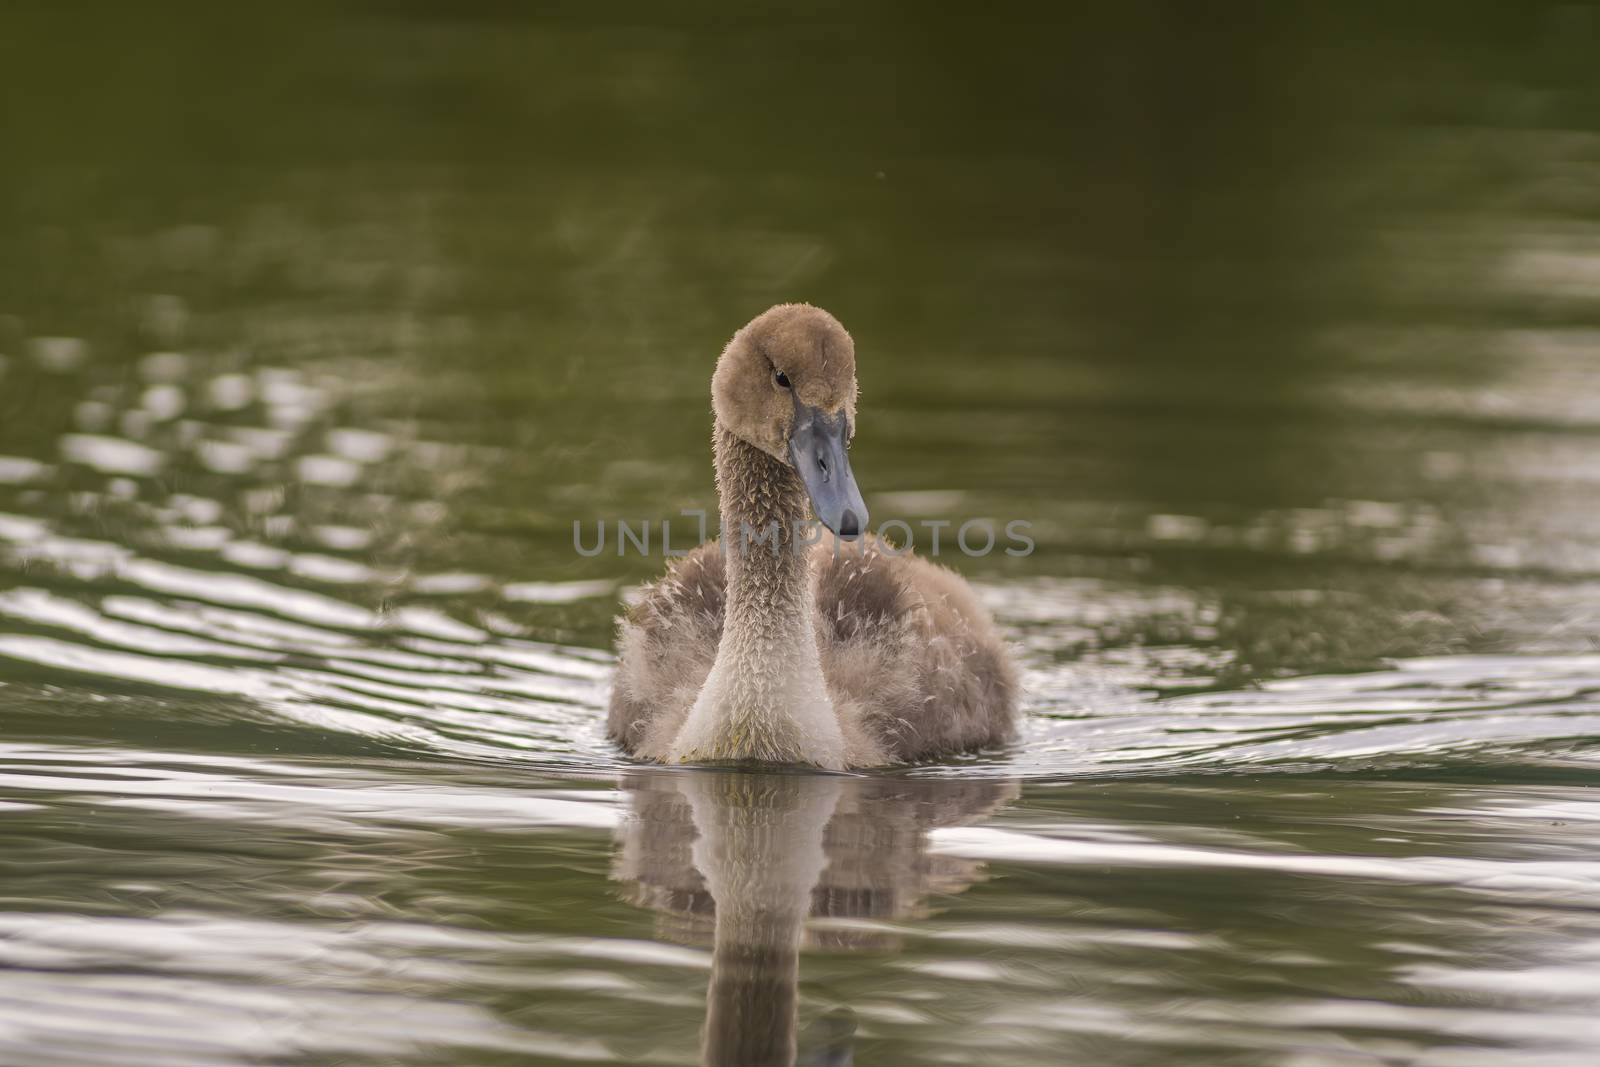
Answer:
(612, 769, 1018, 1066)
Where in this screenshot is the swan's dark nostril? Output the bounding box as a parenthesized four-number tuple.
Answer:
(838, 509, 860, 538)
(817, 454, 828, 475)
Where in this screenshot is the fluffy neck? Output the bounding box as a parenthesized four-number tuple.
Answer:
(669, 423, 844, 769)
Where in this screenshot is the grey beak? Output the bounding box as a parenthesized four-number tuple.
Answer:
(788, 402, 867, 539)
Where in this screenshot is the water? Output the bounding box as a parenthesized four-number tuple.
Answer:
(4, 3, 1600, 1063)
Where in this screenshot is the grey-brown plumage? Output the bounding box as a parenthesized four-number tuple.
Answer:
(607, 304, 1018, 768)
(609, 532, 1017, 763)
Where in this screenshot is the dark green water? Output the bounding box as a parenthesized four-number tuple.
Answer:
(4, 3, 1600, 1064)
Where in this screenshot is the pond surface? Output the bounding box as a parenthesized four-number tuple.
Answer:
(4, 3, 1600, 1064)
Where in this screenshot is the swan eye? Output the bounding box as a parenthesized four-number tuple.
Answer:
(774, 370, 791, 389)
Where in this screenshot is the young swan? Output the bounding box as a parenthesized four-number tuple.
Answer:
(607, 304, 1017, 770)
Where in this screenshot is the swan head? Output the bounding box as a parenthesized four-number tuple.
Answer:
(712, 303, 869, 538)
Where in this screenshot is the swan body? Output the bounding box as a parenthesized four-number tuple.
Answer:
(607, 304, 1017, 769)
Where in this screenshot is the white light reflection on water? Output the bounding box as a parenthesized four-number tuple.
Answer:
(5, 4, 1600, 1063)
